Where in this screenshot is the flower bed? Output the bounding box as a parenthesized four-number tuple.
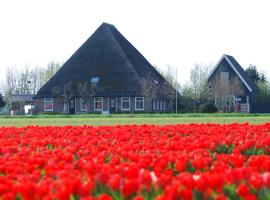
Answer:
(1, 124, 270, 199)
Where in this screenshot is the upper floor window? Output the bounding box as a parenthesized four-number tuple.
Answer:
(220, 72, 229, 86)
(90, 77, 100, 85)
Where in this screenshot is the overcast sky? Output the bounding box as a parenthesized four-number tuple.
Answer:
(1, 0, 270, 85)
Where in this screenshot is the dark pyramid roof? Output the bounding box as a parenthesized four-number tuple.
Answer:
(36, 23, 172, 97)
(208, 54, 258, 93)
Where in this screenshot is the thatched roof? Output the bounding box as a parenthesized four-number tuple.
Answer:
(36, 23, 174, 98)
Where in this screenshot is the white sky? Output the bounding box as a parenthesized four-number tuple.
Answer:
(0, 0, 270, 85)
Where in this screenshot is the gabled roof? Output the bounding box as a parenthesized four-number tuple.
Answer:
(208, 54, 258, 93)
(36, 23, 172, 98)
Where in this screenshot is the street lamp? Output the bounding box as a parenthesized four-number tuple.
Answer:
(27, 80, 31, 94)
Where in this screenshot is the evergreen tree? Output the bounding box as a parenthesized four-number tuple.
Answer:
(246, 65, 266, 83)
(0, 93, 5, 108)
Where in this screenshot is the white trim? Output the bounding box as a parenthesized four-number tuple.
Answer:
(94, 97, 103, 111)
(74, 98, 77, 114)
(80, 98, 87, 112)
(44, 98, 53, 112)
(163, 101, 166, 111)
(135, 97, 144, 111)
(107, 97, 108, 113)
(115, 98, 118, 112)
(208, 55, 225, 80)
(121, 97, 130, 111)
(208, 54, 253, 92)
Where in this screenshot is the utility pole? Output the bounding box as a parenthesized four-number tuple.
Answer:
(175, 68, 178, 114)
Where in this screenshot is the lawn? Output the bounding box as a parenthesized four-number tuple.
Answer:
(0, 113, 270, 126)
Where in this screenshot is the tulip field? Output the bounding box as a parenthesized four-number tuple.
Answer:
(1, 123, 270, 199)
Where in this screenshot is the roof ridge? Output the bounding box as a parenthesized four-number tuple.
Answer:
(106, 25, 142, 83)
(108, 25, 167, 84)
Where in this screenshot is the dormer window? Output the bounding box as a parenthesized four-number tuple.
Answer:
(91, 77, 100, 84)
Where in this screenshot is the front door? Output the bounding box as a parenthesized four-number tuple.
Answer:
(110, 98, 116, 113)
(69, 98, 75, 114)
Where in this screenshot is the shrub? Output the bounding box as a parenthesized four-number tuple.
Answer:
(201, 103, 217, 113)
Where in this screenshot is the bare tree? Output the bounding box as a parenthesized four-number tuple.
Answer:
(5, 66, 20, 96)
(52, 81, 74, 114)
(210, 75, 244, 112)
(77, 81, 97, 111)
(190, 63, 213, 112)
(3, 62, 62, 98)
(140, 72, 159, 99)
(153, 65, 181, 112)
(42, 62, 62, 83)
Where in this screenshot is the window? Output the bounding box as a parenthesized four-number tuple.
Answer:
(44, 98, 53, 111)
(152, 100, 156, 111)
(135, 97, 144, 110)
(152, 99, 166, 111)
(220, 72, 229, 86)
(94, 97, 103, 111)
(80, 98, 88, 111)
(163, 101, 166, 110)
(110, 98, 115, 108)
(159, 100, 163, 110)
(121, 97, 130, 110)
(90, 77, 100, 85)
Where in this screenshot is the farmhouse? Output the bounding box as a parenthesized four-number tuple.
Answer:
(208, 54, 258, 113)
(35, 23, 176, 114)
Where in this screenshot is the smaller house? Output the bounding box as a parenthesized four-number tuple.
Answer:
(208, 54, 258, 113)
(6, 94, 35, 115)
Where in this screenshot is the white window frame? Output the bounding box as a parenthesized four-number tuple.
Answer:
(80, 98, 87, 111)
(44, 98, 53, 112)
(135, 97, 144, 111)
(94, 97, 103, 111)
(121, 97, 130, 111)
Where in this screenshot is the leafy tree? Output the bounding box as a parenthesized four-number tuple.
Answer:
(200, 102, 218, 113)
(246, 65, 266, 83)
(0, 92, 5, 108)
(256, 81, 270, 103)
